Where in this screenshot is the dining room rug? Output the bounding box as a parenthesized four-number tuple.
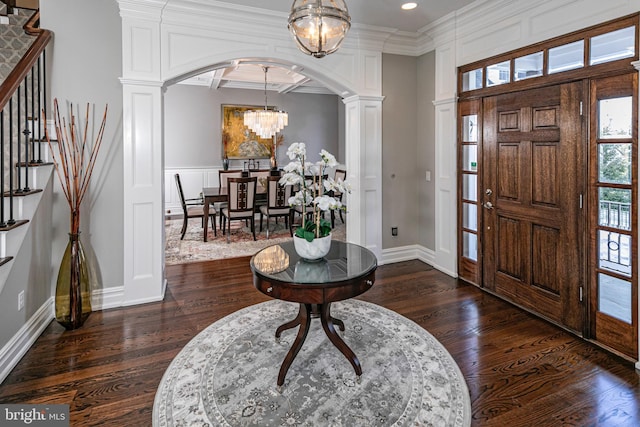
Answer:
(153, 299, 471, 426)
(165, 217, 346, 264)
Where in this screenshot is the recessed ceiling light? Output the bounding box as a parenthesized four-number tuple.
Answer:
(401, 2, 418, 10)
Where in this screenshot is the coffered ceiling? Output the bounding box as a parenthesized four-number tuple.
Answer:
(180, 0, 477, 93)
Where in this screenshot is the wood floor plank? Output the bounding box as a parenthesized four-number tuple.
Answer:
(0, 258, 638, 426)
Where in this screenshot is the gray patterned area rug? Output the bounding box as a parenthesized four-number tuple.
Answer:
(153, 299, 471, 426)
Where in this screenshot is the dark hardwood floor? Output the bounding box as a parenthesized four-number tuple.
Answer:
(0, 258, 639, 426)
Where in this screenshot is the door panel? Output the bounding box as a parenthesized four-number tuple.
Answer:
(483, 83, 583, 332)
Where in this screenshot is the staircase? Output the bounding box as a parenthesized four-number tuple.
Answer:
(0, 3, 55, 383)
(0, 8, 32, 83)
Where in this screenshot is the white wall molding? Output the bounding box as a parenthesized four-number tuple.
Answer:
(0, 298, 53, 384)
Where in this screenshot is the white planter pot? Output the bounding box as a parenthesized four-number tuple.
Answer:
(293, 234, 332, 261)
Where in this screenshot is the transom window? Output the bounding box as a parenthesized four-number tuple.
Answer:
(460, 15, 638, 94)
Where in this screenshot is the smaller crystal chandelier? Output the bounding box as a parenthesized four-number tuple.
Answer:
(288, 0, 351, 59)
(244, 67, 288, 139)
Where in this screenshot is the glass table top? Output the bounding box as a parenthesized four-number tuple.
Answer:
(250, 241, 377, 284)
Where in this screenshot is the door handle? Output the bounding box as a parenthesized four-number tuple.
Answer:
(483, 201, 493, 210)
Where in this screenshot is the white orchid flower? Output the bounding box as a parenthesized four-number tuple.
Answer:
(286, 142, 306, 160)
(279, 172, 303, 186)
(315, 195, 341, 211)
(320, 149, 338, 167)
(281, 142, 349, 238)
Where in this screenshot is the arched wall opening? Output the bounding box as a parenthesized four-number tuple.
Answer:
(164, 58, 348, 167)
(119, 1, 383, 305)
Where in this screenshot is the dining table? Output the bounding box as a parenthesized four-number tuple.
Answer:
(202, 184, 268, 242)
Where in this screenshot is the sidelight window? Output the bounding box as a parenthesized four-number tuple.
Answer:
(595, 93, 635, 327)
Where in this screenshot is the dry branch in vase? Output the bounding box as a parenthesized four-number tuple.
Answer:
(44, 98, 108, 234)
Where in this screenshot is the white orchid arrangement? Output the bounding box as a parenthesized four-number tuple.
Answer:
(279, 142, 350, 241)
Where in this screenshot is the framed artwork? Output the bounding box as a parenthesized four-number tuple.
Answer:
(222, 104, 274, 159)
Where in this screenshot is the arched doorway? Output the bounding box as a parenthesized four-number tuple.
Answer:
(119, 1, 383, 305)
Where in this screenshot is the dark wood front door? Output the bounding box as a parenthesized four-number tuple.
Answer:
(482, 82, 584, 332)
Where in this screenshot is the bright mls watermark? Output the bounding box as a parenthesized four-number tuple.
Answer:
(0, 405, 69, 426)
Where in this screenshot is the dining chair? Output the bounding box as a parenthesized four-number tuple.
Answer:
(331, 168, 347, 228)
(174, 173, 216, 240)
(250, 169, 272, 213)
(221, 177, 258, 243)
(218, 169, 244, 190)
(249, 169, 271, 190)
(259, 176, 293, 239)
(216, 169, 243, 230)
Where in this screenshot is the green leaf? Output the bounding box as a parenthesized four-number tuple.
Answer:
(294, 227, 306, 239)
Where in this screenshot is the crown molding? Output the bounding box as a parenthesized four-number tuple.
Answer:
(117, 0, 168, 20)
(119, 78, 164, 87)
(342, 95, 385, 104)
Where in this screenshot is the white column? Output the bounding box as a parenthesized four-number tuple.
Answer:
(432, 41, 458, 277)
(122, 82, 166, 305)
(343, 95, 384, 261)
(120, 0, 166, 305)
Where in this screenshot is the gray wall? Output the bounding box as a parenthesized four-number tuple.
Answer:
(41, 0, 123, 296)
(417, 51, 436, 250)
(164, 85, 342, 169)
(381, 52, 436, 251)
(382, 54, 419, 248)
(0, 177, 53, 346)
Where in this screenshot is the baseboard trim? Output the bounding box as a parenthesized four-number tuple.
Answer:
(91, 286, 125, 311)
(381, 244, 456, 278)
(0, 298, 53, 384)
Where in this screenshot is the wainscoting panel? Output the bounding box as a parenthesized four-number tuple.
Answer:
(165, 167, 221, 216)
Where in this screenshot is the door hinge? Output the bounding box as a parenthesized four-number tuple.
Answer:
(580, 101, 583, 116)
(579, 193, 583, 209)
(579, 286, 583, 302)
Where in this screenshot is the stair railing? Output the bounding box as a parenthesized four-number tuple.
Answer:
(0, 10, 51, 265)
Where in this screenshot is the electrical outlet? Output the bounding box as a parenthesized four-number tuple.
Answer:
(391, 227, 398, 236)
(425, 171, 431, 181)
(18, 290, 24, 311)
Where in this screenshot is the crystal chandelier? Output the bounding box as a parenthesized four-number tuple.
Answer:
(288, 0, 351, 59)
(243, 67, 288, 139)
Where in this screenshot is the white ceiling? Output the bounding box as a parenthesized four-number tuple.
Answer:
(215, 0, 476, 33)
(180, 0, 477, 93)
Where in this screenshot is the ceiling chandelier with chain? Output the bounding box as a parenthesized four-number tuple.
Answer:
(288, 0, 351, 59)
(243, 66, 289, 139)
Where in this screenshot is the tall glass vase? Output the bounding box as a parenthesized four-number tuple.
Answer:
(55, 232, 93, 329)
